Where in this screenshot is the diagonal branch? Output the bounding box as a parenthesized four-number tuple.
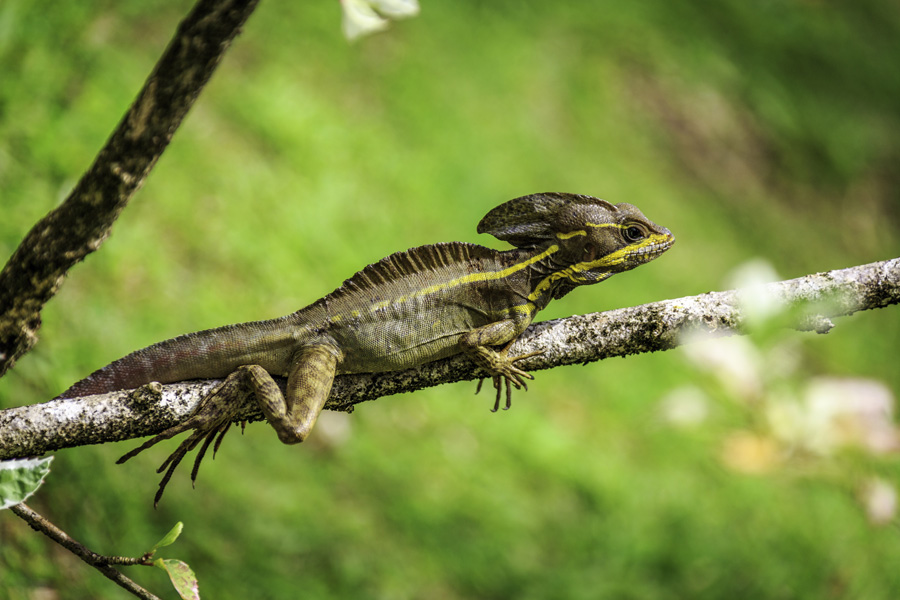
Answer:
(1, 257, 898, 460)
(10, 503, 160, 600)
(0, 0, 259, 378)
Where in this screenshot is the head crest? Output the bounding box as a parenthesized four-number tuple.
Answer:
(477, 192, 616, 248)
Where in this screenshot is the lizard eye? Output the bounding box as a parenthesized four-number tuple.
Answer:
(623, 226, 645, 243)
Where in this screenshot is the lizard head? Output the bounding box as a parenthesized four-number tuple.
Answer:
(479, 192, 675, 295)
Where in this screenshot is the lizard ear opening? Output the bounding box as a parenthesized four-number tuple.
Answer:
(477, 192, 616, 249)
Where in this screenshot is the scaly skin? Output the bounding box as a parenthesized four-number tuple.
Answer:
(59, 192, 674, 504)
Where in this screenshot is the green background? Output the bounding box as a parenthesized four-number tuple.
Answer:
(2, 1, 900, 598)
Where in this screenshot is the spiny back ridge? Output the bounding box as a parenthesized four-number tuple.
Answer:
(331, 242, 495, 300)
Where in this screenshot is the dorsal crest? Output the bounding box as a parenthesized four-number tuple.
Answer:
(331, 241, 497, 300)
(477, 192, 617, 248)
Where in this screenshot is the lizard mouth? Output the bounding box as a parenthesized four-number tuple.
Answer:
(647, 232, 675, 256)
(627, 232, 675, 263)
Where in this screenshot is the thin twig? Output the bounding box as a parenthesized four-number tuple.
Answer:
(9, 503, 160, 600)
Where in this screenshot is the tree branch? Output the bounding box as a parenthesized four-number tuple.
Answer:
(10, 503, 160, 600)
(0, 0, 259, 378)
(2, 257, 897, 460)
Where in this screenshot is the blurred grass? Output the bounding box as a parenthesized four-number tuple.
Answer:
(1, 0, 899, 598)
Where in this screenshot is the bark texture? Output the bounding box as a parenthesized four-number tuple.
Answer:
(0, 0, 259, 378)
(1, 257, 897, 460)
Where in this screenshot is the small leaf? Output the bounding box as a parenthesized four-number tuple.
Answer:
(154, 558, 200, 600)
(150, 521, 184, 553)
(0, 457, 53, 510)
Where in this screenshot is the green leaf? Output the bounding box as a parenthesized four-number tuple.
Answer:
(150, 521, 184, 553)
(0, 457, 53, 510)
(154, 558, 200, 600)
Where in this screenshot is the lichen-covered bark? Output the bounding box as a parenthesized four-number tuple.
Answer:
(0, 0, 259, 378)
(1, 257, 897, 460)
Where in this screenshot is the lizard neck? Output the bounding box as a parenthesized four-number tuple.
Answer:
(502, 244, 606, 313)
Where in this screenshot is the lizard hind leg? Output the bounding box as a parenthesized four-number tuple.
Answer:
(117, 345, 341, 507)
(117, 365, 279, 507)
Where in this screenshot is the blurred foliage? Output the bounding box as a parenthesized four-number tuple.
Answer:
(1, 0, 900, 598)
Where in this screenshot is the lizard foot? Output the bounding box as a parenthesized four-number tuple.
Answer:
(474, 342, 543, 412)
(117, 378, 244, 507)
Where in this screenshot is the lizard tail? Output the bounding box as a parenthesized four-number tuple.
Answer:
(57, 319, 296, 399)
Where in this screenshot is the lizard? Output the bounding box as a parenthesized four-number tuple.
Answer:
(58, 192, 675, 505)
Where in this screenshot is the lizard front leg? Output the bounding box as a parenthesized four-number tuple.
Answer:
(118, 344, 341, 505)
(459, 319, 543, 412)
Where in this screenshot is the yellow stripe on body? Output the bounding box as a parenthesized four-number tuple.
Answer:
(331, 245, 561, 323)
(331, 231, 670, 325)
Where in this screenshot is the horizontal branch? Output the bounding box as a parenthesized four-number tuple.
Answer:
(1, 257, 898, 460)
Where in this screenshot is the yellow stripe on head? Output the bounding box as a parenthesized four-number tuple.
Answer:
(570, 231, 674, 272)
(585, 222, 629, 230)
(555, 229, 587, 240)
(557, 222, 629, 239)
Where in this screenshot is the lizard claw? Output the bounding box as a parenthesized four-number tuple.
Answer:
(117, 379, 239, 507)
(474, 345, 543, 412)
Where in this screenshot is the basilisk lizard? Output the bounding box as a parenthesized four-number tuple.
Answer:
(59, 192, 674, 504)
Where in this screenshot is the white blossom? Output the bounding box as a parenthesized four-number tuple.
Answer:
(681, 335, 765, 402)
(802, 377, 900, 454)
(659, 386, 710, 427)
(369, 0, 419, 18)
(768, 377, 899, 455)
(341, 0, 420, 41)
(860, 478, 897, 525)
(728, 259, 783, 326)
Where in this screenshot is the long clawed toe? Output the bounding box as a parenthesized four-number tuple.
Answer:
(146, 423, 232, 507)
(474, 347, 543, 412)
(116, 388, 238, 506)
(116, 425, 184, 465)
(476, 376, 514, 412)
(189, 423, 232, 486)
(491, 376, 511, 412)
